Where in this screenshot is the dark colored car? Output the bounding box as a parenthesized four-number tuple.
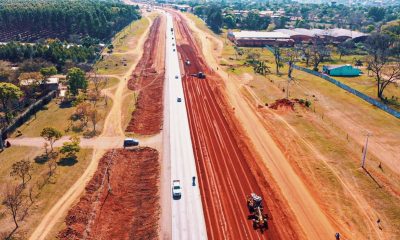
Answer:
(123, 138, 139, 148)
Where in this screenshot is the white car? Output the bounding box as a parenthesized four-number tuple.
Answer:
(172, 180, 182, 199)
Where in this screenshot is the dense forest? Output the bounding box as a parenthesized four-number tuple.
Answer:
(0, 0, 140, 42)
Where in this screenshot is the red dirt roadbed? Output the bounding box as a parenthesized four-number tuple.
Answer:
(172, 11, 299, 240)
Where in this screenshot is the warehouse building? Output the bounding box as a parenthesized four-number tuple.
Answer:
(228, 28, 368, 47)
(274, 28, 368, 43)
(227, 31, 294, 47)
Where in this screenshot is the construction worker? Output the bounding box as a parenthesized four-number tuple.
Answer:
(192, 176, 196, 186)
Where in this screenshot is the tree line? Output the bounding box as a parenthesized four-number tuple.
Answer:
(0, 0, 141, 41)
(0, 40, 99, 67)
(193, 4, 271, 33)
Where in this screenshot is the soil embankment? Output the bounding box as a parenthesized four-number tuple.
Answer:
(125, 16, 166, 135)
(58, 148, 160, 239)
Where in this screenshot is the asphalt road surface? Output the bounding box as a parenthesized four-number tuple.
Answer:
(166, 13, 208, 240)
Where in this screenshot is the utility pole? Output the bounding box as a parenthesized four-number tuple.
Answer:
(361, 132, 372, 168)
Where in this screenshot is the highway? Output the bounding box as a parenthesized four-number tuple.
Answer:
(165, 13, 208, 240)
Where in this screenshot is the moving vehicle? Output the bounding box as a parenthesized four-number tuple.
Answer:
(190, 72, 206, 79)
(123, 138, 139, 148)
(175, 75, 179, 79)
(172, 180, 182, 199)
(177, 97, 182, 102)
(247, 193, 268, 233)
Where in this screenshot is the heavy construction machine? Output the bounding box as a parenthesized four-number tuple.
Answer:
(247, 193, 268, 233)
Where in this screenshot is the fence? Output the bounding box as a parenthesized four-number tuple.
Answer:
(263, 45, 400, 119)
(292, 65, 400, 119)
(1, 90, 57, 144)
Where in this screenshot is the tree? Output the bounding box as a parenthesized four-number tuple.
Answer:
(66, 67, 87, 96)
(60, 136, 80, 159)
(367, 57, 400, 99)
(206, 6, 223, 33)
(223, 14, 236, 29)
(40, 66, 57, 81)
(88, 74, 107, 107)
(193, 5, 207, 18)
(40, 127, 62, 152)
(87, 106, 101, 133)
(0, 82, 23, 124)
(253, 61, 271, 76)
(273, 46, 283, 74)
(243, 11, 270, 30)
(337, 40, 355, 59)
(365, 33, 394, 61)
(298, 44, 312, 67)
(368, 7, 385, 22)
(2, 184, 25, 239)
(10, 160, 33, 187)
(285, 49, 299, 79)
(275, 16, 288, 29)
(310, 38, 331, 71)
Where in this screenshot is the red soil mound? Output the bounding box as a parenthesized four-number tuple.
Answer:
(269, 98, 295, 110)
(58, 147, 160, 240)
(125, 16, 165, 135)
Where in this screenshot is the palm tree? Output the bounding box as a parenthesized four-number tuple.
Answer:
(253, 61, 271, 76)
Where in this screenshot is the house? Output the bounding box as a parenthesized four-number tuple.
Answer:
(323, 65, 361, 77)
(19, 75, 65, 91)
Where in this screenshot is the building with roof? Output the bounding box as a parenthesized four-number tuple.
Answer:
(323, 64, 361, 76)
(227, 31, 294, 47)
(228, 28, 368, 47)
(274, 28, 368, 43)
(273, 29, 314, 43)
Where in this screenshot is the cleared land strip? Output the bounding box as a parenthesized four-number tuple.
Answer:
(125, 16, 166, 135)
(173, 11, 297, 240)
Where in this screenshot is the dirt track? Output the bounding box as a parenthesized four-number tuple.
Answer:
(172, 12, 299, 240)
(58, 148, 160, 240)
(126, 16, 166, 135)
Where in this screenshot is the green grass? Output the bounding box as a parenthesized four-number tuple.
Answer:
(14, 101, 77, 137)
(294, 52, 400, 109)
(94, 16, 152, 75)
(95, 54, 135, 75)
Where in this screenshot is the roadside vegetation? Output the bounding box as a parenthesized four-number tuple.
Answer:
(94, 15, 153, 75)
